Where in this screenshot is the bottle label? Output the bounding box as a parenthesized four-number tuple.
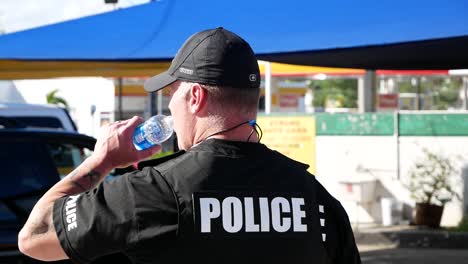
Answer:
(133, 124, 155, 151)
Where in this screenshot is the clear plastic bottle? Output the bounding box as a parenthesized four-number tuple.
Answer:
(132, 115, 174, 150)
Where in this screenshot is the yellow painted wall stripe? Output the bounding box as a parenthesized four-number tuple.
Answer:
(258, 62, 364, 76)
(0, 60, 171, 79)
(0, 60, 363, 80)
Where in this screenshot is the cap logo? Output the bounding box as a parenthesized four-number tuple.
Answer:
(179, 67, 194, 75)
(249, 74, 257, 82)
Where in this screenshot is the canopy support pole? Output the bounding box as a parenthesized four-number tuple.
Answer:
(149, 91, 157, 116)
(464, 77, 468, 110)
(265, 61, 272, 114)
(358, 70, 377, 112)
(157, 89, 163, 115)
(118, 77, 123, 120)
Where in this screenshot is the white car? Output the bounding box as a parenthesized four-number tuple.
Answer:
(0, 102, 77, 131)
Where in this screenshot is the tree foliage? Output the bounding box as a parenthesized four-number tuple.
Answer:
(397, 77, 462, 110)
(46, 89, 69, 110)
(309, 79, 358, 108)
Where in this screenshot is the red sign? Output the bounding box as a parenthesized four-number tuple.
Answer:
(378, 94, 398, 109)
(279, 94, 299, 108)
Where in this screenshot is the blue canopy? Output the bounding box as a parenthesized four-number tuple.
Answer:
(0, 0, 467, 72)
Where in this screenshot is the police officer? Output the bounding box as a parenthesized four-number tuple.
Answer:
(18, 27, 361, 264)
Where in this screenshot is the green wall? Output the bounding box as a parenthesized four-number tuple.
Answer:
(316, 113, 394, 135)
(286, 112, 468, 136)
(399, 114, 468, 136)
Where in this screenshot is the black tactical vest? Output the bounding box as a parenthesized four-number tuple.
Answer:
(140, 139, 327, 264)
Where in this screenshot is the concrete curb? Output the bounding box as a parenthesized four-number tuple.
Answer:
(355, 225, 468, 249)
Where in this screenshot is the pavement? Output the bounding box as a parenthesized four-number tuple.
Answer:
(355, 224, 468, 249)
(355, 225, 468, 264)
(360, 248, 468, 264)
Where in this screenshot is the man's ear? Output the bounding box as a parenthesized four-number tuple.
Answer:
(188, 83, 207, 114)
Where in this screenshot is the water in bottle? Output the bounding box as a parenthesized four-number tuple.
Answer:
(132, 115, 174, 150)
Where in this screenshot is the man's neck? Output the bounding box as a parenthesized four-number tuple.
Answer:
(195, 117, 259, 144)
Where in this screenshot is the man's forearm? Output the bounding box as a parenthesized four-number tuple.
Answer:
(18, 156, 112, 260)
(18, 202, 65, 261)
(18, 116, 160, 261)
(60, 156, 111, 195)
(36, 155, 112, 203)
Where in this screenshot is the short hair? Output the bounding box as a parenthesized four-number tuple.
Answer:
(200, 84, 260, 112)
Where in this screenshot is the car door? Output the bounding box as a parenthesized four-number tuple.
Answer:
(0, 131, 95, 263)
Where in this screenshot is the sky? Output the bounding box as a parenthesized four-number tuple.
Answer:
(0, 0, 150, 33)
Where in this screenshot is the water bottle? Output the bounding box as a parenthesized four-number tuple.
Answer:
(132, 115, 174, 150)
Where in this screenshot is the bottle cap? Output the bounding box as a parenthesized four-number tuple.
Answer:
(164, 115, 173, 128)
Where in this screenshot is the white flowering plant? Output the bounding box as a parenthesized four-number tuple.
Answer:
(406, 148, 461, 206)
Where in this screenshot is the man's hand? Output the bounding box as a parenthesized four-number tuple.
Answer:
(93, 116, 162, 170)
(18, 116, 161, 261)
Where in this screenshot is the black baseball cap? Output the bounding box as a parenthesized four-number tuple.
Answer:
(144, 27, 260, 92)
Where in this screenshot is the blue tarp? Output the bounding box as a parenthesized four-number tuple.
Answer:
(0, 0, 467, 69)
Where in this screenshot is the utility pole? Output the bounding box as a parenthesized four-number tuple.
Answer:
(104, 0, 119, 10)
(464, 77, 468, 110)
(0, 11, 5, 35)
(104, 0, 121, 120)
(358, 70, 377, 112)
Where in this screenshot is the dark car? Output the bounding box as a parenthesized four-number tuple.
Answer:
(0, 116, 136, 264)
(0, 126, 96, 263)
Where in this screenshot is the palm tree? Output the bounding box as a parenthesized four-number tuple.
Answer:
(46, 89, 69, 110)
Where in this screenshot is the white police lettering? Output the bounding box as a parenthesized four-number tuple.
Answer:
(179, 67, 193, 75)
(259, 197, 270, 232)
(244, 197, 259, 232)
(292, 198, 307, 232)
(271, 197, 291, 232)
(319, 204, 326, 241)
(222, 197, 243, 233)
(199, 197, 307, 233)
(200, 198, 220, 233)
(65, 195, 80, 231)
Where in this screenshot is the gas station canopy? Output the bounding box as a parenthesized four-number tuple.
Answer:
(0, 0, 467, 80)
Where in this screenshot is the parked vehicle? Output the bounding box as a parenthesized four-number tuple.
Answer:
(0, 103, 77, 131)
(0, 124, 94, 262)
(0, 117, 134, 263)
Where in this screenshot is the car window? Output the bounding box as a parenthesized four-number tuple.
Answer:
(0, 141, 59, 199)
(48, 143, 90, 178)
(0, 203, 16, 221)
(14, 116, 64, 130)
(0, 139, 93, 222)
